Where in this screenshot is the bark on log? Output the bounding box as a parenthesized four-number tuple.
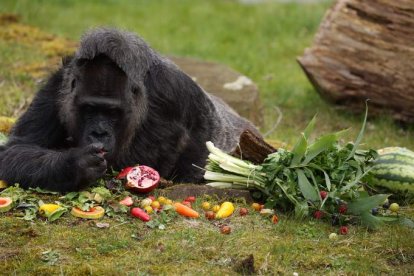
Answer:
(298, 0, 414, 123)
(230, 129, 277, 164)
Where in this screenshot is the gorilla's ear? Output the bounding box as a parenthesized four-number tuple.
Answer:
(62, 55, 74, 66)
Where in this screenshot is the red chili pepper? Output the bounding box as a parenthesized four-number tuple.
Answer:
(116, 167, 133, 179)
(131, 207, 151, 222)
(182, 200, 192, 208)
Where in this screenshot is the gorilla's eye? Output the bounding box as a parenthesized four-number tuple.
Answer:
(132, 87, 139, 95)
(71, 79, 76, 91)
(108, 108, 121, 117)
(83, 105, 94, 114)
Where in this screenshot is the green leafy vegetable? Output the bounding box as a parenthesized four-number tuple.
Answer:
(203, 107, 391, 229)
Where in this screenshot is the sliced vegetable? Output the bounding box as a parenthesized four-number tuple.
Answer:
(125, 165, 160, 193)
(39, 204, 61, 217)
(174, 202, 199, 218)
(131, 207, 151, 222)
(215, 202, 235, 219)
(0, 180, 7, 189)
(119, 196, 133, 207)
(71, 206, 105, 219)
(0, 197, 12, 212)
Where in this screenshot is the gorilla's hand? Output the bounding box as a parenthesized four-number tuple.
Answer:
(72, 143, 107, 187)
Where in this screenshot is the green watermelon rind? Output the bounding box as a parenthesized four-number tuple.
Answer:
(368, 147, 414, 203)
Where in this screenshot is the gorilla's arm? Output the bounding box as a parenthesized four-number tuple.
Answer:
(0, 70, 106, 191)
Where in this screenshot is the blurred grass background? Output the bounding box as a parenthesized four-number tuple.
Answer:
(1, 0, 413, 149)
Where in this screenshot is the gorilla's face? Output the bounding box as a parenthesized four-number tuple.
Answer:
(71, 55, 129, 155)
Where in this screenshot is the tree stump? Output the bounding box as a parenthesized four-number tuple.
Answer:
(298, 0, 414, 123)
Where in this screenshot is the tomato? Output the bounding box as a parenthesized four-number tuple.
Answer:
(144, 206, 153, 214)
(158, 196, 167, 205)
(389, 203, 399, 212)
(239, 208, 248, 216)
(251, 203, 261, 211)
(205, 211, 215, 220)
(201, 202, 211, 211)
(185, 196, 196, 203)
(220, 225, 231, 234)
(151, 201, 161, 209)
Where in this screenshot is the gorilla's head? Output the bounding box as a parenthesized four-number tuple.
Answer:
(60, 54, 148, 160)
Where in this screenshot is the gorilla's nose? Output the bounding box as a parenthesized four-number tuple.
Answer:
(90, 130, 109, 139)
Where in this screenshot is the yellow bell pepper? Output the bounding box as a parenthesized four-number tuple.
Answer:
(39, 204, 61, 217)
(215, 202, 235, 219)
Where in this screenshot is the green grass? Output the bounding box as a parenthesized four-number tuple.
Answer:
(1, 201, 414, 275)
(0, 0, 413, 274)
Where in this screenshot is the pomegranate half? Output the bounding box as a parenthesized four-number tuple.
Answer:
(125, 165, 160, 193)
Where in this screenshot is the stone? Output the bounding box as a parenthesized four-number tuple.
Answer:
(170, 56, 263, 127)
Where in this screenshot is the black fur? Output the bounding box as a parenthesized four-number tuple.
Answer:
(0, 28, 259, 192)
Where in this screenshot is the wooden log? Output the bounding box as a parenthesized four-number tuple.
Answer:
(230, 129, 277, 164)
(298, 0, 414, 123)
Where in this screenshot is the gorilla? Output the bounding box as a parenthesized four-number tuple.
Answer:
(0, 28, 259, 192)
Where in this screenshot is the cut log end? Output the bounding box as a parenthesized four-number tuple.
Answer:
(298, 0, 414, 123)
